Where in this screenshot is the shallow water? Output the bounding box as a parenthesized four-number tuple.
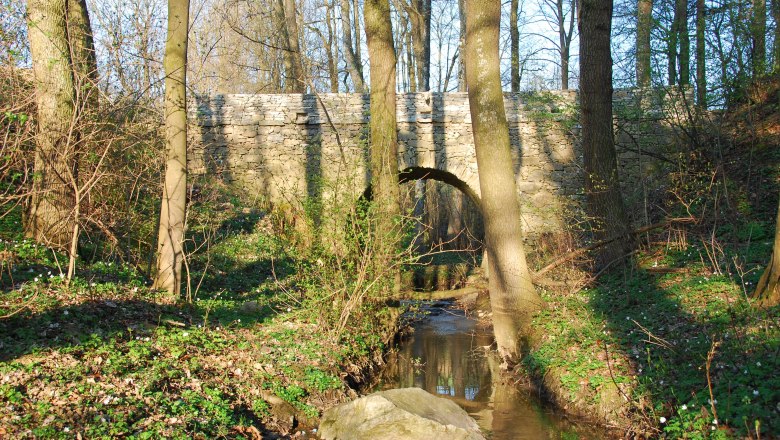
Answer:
(378, 301, 601, 439)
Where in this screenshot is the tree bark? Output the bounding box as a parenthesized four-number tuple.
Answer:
(464, 0, 544, 363)
(284, 0, 306, 92)
(773, 0, 780, 71)
(364, 0, 401, 289)
(696, 0, 706, 106)
(753, 196, 780, 306)
(325, 1, 340, 92)
(678, 0, 690, 85)
(578, 0, 633, 267)
(340, 0, 366, 92)
(559, 0, 575, 89)
(668, 0, 680, 85)
(636, 0, 653, 87)
(408, 0, 431, 91)
(26, 0, 77, 249)
(66, 0, 98, 92)
(752, 0, 767, 75)
(153, 0, 190, 300)
(457, 0, 466, 91)
(353, 0, 362, 64)
(510, 0, 520, 92)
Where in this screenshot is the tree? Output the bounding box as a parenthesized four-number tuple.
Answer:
(579, 0, 633, 266)
(153, 0, 190, 299)
(464, 0, 544, 363)
(773, 0, 780, 71)
(668, 0, 689, 85)
(407, 0, 432, 91)
(751, 0, 766, 75)
(510, 0, 520, 92)
(25, 0, 96, 250)
(340, 0, 366, 92)
(538, 0, 576, 89)
(275, 0, 305, 93)
(637, 0, 653, 87)
(696, 0, 706, 105)
(753, 197, 780, 306)
(364, 0, 401, 288)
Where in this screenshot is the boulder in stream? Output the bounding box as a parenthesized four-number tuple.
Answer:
(318, 387, 486, 440)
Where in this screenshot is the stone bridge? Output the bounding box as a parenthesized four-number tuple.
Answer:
(189, 91, 677, 236)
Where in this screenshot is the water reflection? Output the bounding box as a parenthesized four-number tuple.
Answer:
(380, 301, 598, 439)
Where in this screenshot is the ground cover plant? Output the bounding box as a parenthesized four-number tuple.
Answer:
(525, 226, 780, 439)
(0, 187, 400, 438)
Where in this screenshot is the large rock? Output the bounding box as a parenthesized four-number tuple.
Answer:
(318, 388, 485, 440)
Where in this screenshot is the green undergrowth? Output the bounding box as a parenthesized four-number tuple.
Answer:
(0, 194, 398, 438)
(525, 238, 779, 439)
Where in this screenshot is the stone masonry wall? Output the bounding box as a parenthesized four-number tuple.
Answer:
(189, 91, 678, 237)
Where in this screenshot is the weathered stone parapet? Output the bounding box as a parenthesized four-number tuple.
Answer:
(189, 91, 678, 237)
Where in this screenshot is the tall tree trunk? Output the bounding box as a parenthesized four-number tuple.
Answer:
(364, 0, 401, 290)
(284, 0, 306, 92)
(579, 0, 633, 267)
(408, 0, 431, 91)
(325, 1, 339, 92)
(668, 0, 680, 85)
(153, 0, 190, 300)
(26, 0, 77, 249)
(696, 0, 706, 105)
(457, 0, 467, 91)
(67, 0, 98, 92)
(353, 0, 362, 63)
(464, 0, 544, 363)
(274, 0, 295, 92)
(678, 0, 690, 85)
(753, 196, 780, 306)
(560, 0, 576, 89)
(752, 0, 767, 75)
(773, 0, 780, 71)
(340, 0, 366, 92)
(637, 0, 653, 87)
(510, 0, 520, 92)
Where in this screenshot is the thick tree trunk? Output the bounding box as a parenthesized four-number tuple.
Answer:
(752, 0, 767, 75)
(464, 0, 544, 363)
(325, 2, 339, 92)
(560, 0, 575, 90)
(284, 0, 306, 92)
(668, 0, 680, 85)
(26, 0, 77, 249)
(409, 0, 431, 91)
(340, 0, 366, 92)
(457, 0, 466, 91)
(579, 0, 633, 267)
(696, 0, 706, 106)
(753, 196, 780, 306)
(636, 0, 652, 87)
(678, 0, 690, 85)
(364, 0, 401, 289)
(154, 0, 190, 300)
(510, 0, 520, 92)
(353, 0, 362, 63)
(66, 0, 98, 92)
(773, 0, 780, 71)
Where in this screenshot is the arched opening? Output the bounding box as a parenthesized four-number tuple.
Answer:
(361, 166, 485, 291)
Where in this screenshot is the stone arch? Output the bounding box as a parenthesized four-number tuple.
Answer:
(361, 166, 482, 213)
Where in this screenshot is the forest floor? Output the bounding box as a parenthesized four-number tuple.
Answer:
(521, 79, 780, 439)
(524, 238, 780, 439)
(3, 81, 780, 439)
(0, 199, 400, 439)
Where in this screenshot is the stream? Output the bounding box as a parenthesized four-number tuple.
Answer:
(377, 300, 600, 439)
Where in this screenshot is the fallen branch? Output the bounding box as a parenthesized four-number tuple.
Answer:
(532, 217, 695, 281)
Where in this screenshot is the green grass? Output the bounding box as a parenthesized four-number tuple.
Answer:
(525, 240, 780, 439)
(0, 193, 397, 438)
